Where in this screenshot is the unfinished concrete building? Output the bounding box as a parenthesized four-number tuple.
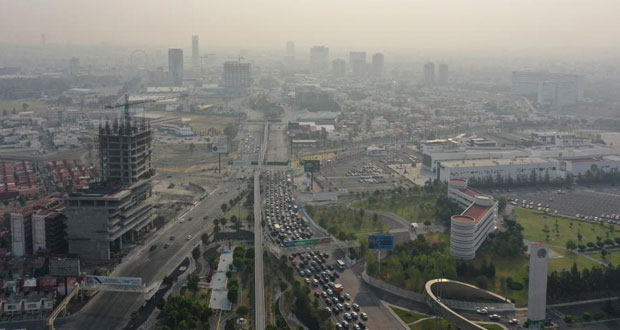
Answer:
(64, 104, 155, 260)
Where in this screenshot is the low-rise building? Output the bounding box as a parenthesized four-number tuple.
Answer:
(438, 157, 557, 183)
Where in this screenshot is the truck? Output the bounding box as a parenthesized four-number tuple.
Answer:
(333, 283, 344, 294)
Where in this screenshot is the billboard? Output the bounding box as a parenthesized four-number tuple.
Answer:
(212, 143, 228, 154)
(368, 235, 394, 250)
(283, 237, 332, 247)
(49, 258, 81, 277)
(303, 160, 320, 173)
(87, 276, 143, 287)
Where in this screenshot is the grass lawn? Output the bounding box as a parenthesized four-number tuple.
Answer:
(409, 318, 453, 330)
(477, 323, 505, 330)
(590, 249, 620, 266)
(352, 194, 439, 224)
(515, 208, 619, 248)
(390, 305, 427, 324)
(307, 205, 385, 238)
(467, 244, 601, 307)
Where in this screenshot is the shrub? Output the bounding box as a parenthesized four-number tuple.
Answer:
(582, 312, 592, 321)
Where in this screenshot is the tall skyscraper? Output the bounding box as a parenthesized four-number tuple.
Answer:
(309, 46, 330, 73)
(527, 243, 549, 323)
(69, 57, 80, 77)
(349, 52, 367, 77)
(424, 62, 435, 87)
(332, 59, 346, 77)
(192, 35, 199, 69)
(286, 41, 295, 59)
(168, 48, 184, 86)
(438, 63, 449, 85)
(222, 61, 252, 88)
(371, 53, 384, 78)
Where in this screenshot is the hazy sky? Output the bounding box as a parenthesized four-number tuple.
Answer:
(1, 0, 619, 56)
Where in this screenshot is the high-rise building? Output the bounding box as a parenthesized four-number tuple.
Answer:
(512, 71, 583, 107)
(527, 243, 549, 323)
(438, 64, 449, 85)
(371, 53, 384, 78)
(424, 62, 435, 87)
(332, 59, 346, 77)
(69, 57, 80, 77)
(168, 48, 184, 86)
(65, 103, 155, 260)
(11, 198, 66, 257)
(309, 46, 330, 73)
(192, 35, 199, 69)
(222, 61, 252, 88)
(350, 52, 367, 77)
(286, 41, 295, 59)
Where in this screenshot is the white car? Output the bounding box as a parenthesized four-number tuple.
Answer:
(186, 235, 192, 240)
(476, 309, 488, 315)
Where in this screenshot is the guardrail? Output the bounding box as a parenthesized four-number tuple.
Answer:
(361, 270, 425, 302)
(47, 284, 82, 330)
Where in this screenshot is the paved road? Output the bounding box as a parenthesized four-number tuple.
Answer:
(53, 181, 243, 330)
(254, 170, 266, 330)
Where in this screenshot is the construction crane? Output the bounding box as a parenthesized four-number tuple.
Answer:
(105, 93, 186, 127)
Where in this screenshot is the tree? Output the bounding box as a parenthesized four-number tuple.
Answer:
(601, 249, 608, 259)
(221, 203, 228, 213)
(566, 240, 577, 251)
(236, 305, 249, 316)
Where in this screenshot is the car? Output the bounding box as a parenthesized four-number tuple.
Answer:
(352, 303, 360, 311)
(314, 290, 321, 297)
(358, 321, 366, 329)
(344, 313, 352, 321)
(336, 324, 343, 330)
(351, 312, 358, 320)
(341, 321, 349, 328)
(508, 318, 518, 325)
(304, 278, 311, 284)
(344, 293, 351, 300)
(149, 245, 157, 251)
(325, 307, 332, 313)
(325, 298, 332, 305)
(353, 325, 361, 330)
(344, 303, 351, 310)
(360, 312, 368, 321)
(321, 291, 328, 298)
(186, 235, 192, 240)
(169, 235, 175, 240)
(489, 314, 501, 321)
(164, 243, 170, 249)
(187, 217, 193, 221)
(476, 308, 488, 315)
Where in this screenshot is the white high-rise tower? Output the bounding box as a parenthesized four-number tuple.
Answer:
(527, 242, 549, 324)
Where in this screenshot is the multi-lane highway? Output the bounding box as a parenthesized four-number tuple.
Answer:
(55, 179, 244, 330)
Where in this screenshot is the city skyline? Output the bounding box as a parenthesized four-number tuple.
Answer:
(1, 0, 620, 57)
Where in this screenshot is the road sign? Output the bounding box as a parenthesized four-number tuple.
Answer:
(283, 237, 332, 247)
(49, 258, 81, 277)
(368, 235, 394, 250)
(212, 143, 228, 154)
(87, 276, 143, 287)
(303, 160, 320, 173)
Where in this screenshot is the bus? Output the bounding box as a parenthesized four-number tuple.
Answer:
(336, 259, 346, 270)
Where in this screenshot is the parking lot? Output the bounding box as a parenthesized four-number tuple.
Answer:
(319, 154, 414, 192)
(500, 187, 620, 225)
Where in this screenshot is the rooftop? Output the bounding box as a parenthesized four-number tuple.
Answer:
(462, 203, 493, 223)
(442, 157, 549, 168)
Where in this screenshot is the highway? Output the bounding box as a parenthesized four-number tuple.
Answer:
(55, 179, 244, 330)
(253, 170, 265, 330)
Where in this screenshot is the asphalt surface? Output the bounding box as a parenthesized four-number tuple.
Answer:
(265, 123, 289, 163)
(253, 170, 266, 330)
(53, 180, 243, 330)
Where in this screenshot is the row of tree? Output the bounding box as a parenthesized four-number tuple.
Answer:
(158, 295, 213, 330)
(547, 263, 620, 303)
